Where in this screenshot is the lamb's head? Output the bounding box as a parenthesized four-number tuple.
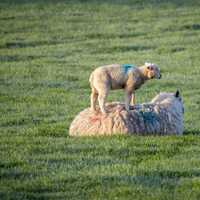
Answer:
(151, 90, 184, 114)
(144, 62, 161, 79)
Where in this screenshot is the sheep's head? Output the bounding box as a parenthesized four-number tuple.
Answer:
(151, 90, 184, 114)
(144, 62, 161, 79)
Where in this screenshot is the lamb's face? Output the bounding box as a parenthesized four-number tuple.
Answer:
(145, 63, 161, 79)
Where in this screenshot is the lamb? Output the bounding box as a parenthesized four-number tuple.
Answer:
(89, 62, 161, 114)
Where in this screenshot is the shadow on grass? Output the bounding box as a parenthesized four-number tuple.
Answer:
(2, 169, 200, 199)
(93, 45, 153, 54)
(156, 46, 185, 54)
(20, 171, 198, 198)
(137, 169, 200, 179)
(0, 40, 65, 49)
(0, 161, 23, 169)
(181, 24, 200, 31)
(0, 55, 43, 62)
(183, 129, 200, 135)
(0, 170, 39, 180)
(1, 0, 199, 7)
(86, 32, 146, 40)
(0, 15, 36, 21)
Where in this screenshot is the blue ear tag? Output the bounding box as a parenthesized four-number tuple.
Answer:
(122, 64, 135, 74)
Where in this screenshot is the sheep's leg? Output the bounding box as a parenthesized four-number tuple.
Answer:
(125, 90, 132, 111)
(90, 88, 98, 111)
(131, 92, 135, 105)
(98, 91, 108, 114)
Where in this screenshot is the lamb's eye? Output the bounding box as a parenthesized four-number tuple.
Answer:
(147, 66, 153, 70)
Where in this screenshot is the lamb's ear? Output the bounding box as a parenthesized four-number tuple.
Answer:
(175, 90, 180, 97)
(145, 62, 150, 66)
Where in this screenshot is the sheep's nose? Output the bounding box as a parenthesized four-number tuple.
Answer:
(159, 74, 162, 79)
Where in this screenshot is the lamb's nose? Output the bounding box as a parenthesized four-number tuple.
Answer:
(159, 74, 162, 79)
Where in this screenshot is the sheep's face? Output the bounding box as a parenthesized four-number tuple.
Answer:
(145, 62, 161, 79)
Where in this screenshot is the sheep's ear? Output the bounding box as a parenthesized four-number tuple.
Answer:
(145, 62, 150, 66)
(175, 90, 180, 97)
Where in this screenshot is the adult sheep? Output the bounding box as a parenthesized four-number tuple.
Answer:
(69, 90, 184, 136)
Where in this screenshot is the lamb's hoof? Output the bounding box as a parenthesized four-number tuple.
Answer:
(101, 111, 108, 118)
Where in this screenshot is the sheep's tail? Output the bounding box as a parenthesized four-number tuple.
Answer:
(89, 72, 93, 85)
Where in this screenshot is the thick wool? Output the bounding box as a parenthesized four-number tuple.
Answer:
(89, 63, 161, 113)
(69, 92, 184, 136)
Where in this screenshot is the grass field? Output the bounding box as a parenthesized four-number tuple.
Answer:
(1, 0, 200, 199)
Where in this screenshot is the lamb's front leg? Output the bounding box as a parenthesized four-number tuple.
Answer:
(124, 90, 132, 111)
(98, 91, 108, 114)
(131, 92, 135, 105)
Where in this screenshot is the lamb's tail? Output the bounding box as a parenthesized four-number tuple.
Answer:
(89, 72, 93, 84)
(89, 72, 98, 93)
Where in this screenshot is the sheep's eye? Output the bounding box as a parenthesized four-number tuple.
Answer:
(147, 66, 153, 70)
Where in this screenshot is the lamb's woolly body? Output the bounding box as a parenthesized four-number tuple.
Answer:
(89, 64, 146, 91)
(89, 63, 161, 113)
(69, 92, 184, 136)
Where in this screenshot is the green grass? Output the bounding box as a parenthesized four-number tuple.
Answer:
(1, 0, 200, 199)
